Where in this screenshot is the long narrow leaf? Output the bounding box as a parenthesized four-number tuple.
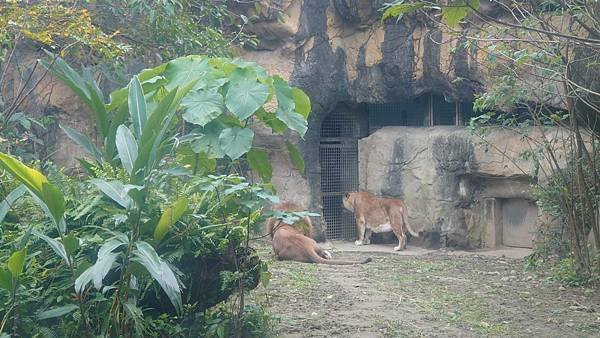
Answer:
(154, 199, 188, 241)
(37, 304, 79, 320)
(60, 125, 103, 163)
(115, 125, 138, 175)
(0, 185, 27, 223)
(133, 241, 182, 313)
(90, 179, 134, 209)
(75, 239, 123, 293)
(39, 54, 90, 106)
(86, 82, 110, 138)
(32, 230, 70, 265)
(128, 76, 147, 139)
(0, 153, 64, 224)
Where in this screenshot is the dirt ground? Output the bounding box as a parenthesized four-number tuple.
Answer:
(249, 242, 600, 338)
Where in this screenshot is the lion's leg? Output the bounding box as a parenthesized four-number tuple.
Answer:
(355, 217, 366, 246)
(364, 228, 372, 245)
(392, 218, 406, 251)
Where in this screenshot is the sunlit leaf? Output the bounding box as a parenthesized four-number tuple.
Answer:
(0, 153, 64, 224)
(154, 199, 188, 242)
(7, 247, 27, 278)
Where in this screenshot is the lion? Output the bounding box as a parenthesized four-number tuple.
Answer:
(342, 192, 420, 251)
(266, 202, 372, 265)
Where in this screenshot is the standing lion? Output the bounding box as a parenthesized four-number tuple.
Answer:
(343, 192, 420, 251)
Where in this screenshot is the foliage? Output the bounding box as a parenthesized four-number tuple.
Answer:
(0, 1, 126, 60)
(93, 0, 259, 60)
(43, 54, 308, 184)
(381, 0, 480, 26)
(0, 53, 310, 335)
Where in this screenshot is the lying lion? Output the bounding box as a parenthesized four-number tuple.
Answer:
(266, 202, 371, 265)
(343, 192, 420, 251)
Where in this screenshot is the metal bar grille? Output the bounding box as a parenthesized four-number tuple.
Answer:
(320, 110, 358, 240)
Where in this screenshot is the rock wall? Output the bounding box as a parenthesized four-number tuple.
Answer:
(239, 0, 489, 240)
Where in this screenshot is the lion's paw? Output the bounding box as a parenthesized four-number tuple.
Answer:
(354, 240, 363, 246)
(323, 250, 332, 259)
(393, 245, 403, 251)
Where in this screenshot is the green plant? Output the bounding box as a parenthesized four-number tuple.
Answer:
(0, 53, 310, 335)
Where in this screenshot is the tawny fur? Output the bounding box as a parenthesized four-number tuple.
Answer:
(267, 203, 372, 265)
(343, 192, 420, 251)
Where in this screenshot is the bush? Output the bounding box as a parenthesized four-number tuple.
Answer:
(0, 54, 310, 336)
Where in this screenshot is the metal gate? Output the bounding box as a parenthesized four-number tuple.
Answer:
(320, 110, 358, 240)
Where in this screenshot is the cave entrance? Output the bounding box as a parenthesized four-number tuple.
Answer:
(320, 106, 362, 240)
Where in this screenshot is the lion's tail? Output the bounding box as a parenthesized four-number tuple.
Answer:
(308, 250, 372, 265)
(401, 206, 420, 238)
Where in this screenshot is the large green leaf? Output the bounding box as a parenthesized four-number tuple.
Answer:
(7, 247, 27, 278)
(276, 109, 308, 137)
(181, 89, 224, 126)
(164, 56, 210, 90)
(90, 179, 134, 209)
(75, 239, 124, 293)
(116, 125, 138, 175)
(225, 80, 269, 120)
(0, 185, 26, 223)
(154, 199, 188, 241)
(60, 124, 103, 163)
(32, 230, 70, 265)
(286, 141, 305, 174)
(0, 153, 64, 224)
(128, 76, 148, 139)
(218, 127, 254, 160)
(133, 241, 182, 313)
(37, 304, 79, 320)
(191, 120, 226, 158)
(246, 148, 272, 182)
(291, 88, 311, 119)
